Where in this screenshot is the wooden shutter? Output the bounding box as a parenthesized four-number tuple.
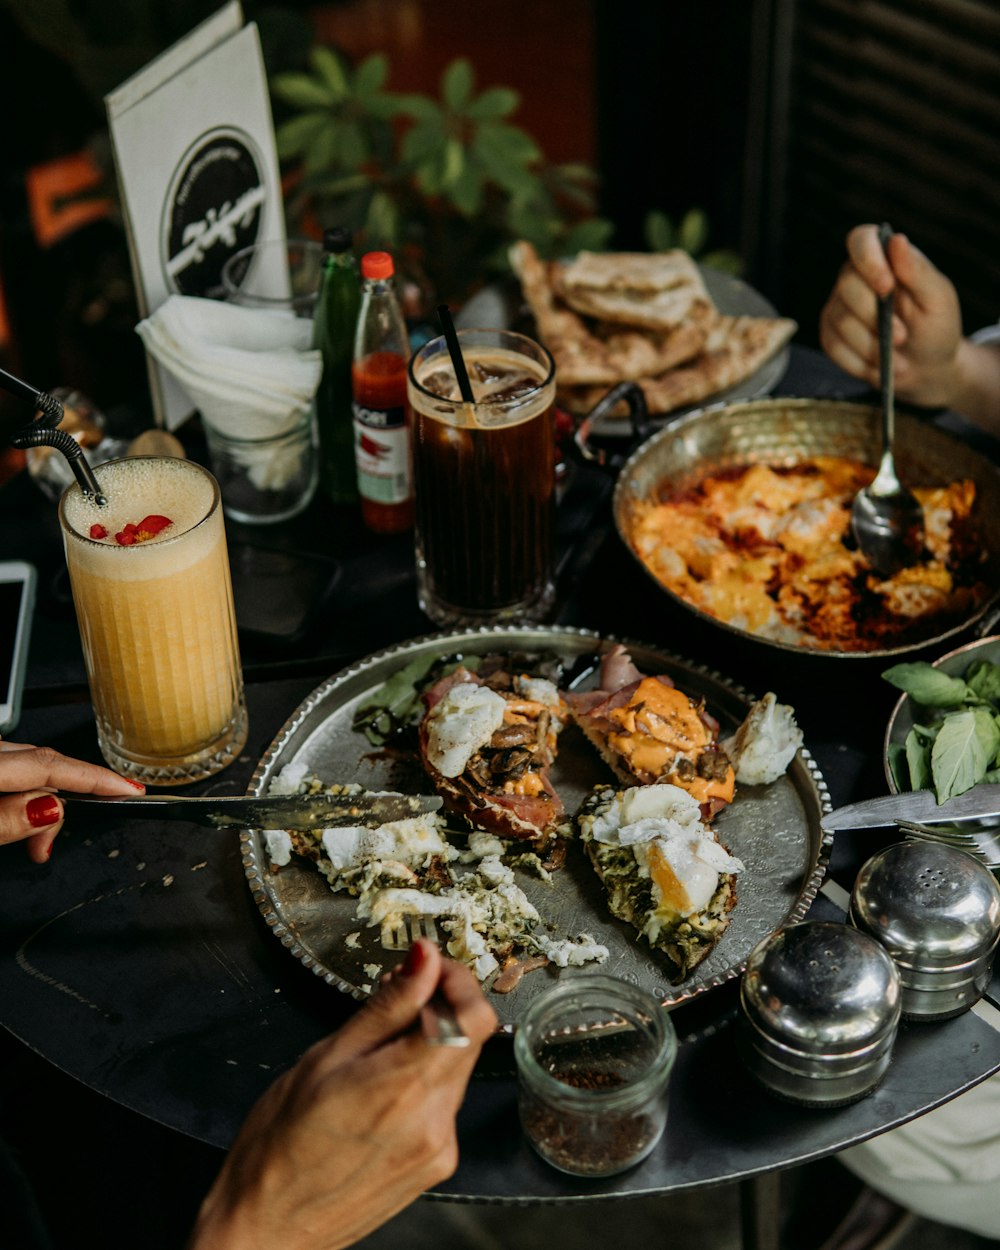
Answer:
(747, 0, 1000, 342)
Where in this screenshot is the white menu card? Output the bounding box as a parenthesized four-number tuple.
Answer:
(105, 2, 286, 428)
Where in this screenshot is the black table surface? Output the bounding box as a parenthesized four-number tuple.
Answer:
(3, 346, 1000, 1203)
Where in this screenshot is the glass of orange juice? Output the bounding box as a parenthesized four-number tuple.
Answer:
(58, 456, 247, 785)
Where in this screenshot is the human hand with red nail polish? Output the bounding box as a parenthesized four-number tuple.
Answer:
(0, 741, 143, 863)
(187, 939, 498, 1250)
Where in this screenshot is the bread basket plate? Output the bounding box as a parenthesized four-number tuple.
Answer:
(241, 626, 831, 1031)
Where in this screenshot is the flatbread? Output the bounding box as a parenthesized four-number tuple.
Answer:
(509, 241, 710, 386)
(560, 314, 797, 415)
(556, 248, 714, 331)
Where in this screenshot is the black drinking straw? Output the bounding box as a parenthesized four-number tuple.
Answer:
(437, 304, 475, 403)
(1, 365, 107, 504)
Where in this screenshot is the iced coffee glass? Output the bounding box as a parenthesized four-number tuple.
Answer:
(59, 457, 247, 785)
(407, 329, 557, 626)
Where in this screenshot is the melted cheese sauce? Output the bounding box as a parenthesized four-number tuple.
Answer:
(606, 677, 735, 801)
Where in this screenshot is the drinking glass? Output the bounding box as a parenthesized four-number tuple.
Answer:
(407, 329, 557, 626)
(221, 238, 324, 317)
(59, 456, 247, 785)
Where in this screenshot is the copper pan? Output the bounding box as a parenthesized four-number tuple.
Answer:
(612, 398, 1000, 662)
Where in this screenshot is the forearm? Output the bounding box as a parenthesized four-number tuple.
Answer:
(945, 339, 1000, 435)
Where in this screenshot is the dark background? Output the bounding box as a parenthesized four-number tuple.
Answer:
(1, 0, 997, 440)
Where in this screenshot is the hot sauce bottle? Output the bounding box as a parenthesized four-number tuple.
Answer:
(351, 251, 414, 533)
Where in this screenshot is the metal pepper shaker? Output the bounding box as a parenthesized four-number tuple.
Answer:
(850, 840, 1000, 1021)
(739, 921, 902, 1106)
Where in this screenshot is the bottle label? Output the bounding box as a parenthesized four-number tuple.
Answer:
(353, 403, 412, 504)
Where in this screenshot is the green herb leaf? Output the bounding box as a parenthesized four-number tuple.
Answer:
(886, 741, 910, 792)
(903, 726, 932, 791)
(965, 660, 1000, 704)
(882, 662, 970, 708)
(930, 707, 1000, 802)
(644, 210, 674, 252)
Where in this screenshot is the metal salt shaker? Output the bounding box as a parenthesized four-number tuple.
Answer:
(739, 921, 902, 1106)
(850, 840, 1000, 1021)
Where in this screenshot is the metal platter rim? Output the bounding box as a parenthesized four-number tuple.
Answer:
(240, 624, 833, 1025)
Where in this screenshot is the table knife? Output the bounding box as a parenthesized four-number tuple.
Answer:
(821, 783, 1000, 832)
(59, 790, 443, 832)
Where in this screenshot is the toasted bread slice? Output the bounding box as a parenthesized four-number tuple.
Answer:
(577, 782, 742, 982)
(418, 664, 568, 842)
(565, 644, 735, 821)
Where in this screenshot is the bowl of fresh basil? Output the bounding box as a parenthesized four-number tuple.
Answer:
(883, 635, 1000, 810)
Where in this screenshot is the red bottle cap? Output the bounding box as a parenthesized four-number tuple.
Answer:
(361, 251, 394, 279)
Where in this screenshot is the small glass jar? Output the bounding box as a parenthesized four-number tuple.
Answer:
(201, 406, 318, 524)
(514, 976, 677, 1177)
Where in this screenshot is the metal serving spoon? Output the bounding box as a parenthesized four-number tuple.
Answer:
(850, 223, 925, 576)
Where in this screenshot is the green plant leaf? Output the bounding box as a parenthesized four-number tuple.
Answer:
(309, 173, 371, 197)
(474, 121, 541, 167)
(308, 45, 349, 98)
(365, 189, 400, 248)
(678, 207, 710, 254)
(644, 210, 674, 251)
(447, 162, 485, 216)
(401, 118, 447, 165)
(271, 70, 340, 110)
(466, 85, 519, 120)
(394, 93, 441, 122)
(700, 249, 745, 277)
(335, 120, 369, 170)
(303, 123, 342, 175)
(930, 707, 999, 802)
(442, 137, 465, 188)
(353, 52, 388, 97)
(562, 217, 614, 255)
(505, 200, 558, 249)
(365, 91, 407, 121)
(442, 58, 475, 111)
(275, 111, 330, 160)
(882, 662, 971, 708)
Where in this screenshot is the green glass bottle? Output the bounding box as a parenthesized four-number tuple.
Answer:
(312, 227, 361, 504)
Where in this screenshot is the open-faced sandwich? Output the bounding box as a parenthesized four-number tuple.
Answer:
(565, 643, 737, 820)
(418, 662, 569, 843)
(577, 781, 744, 981)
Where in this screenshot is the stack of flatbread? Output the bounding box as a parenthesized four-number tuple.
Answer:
(509, 240, 797, 416)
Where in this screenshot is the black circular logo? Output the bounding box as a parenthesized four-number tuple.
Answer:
(161, 128, 265, 297)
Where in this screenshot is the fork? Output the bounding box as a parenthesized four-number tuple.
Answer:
(380, 915, 470, 1047)
(896, 819, 1000, 870)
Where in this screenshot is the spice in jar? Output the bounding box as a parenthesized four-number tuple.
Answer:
(514, 976, 677, 1177)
